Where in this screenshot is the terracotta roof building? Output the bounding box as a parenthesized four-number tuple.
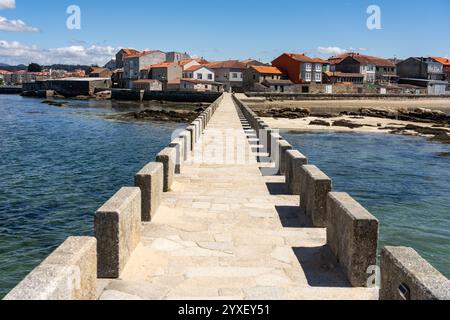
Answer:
(205, 60, 247, 91)
(333, 53, 397, 83)
(271, 53, 323, 84)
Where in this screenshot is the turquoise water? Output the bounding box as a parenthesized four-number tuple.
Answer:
(283, 131, 450, 278)
(0, 95, 184, 298)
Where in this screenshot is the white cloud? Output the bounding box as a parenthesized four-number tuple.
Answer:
(317, 46, 369, 56)
(0, 16, 39, 32)
(317, 47, 348, 56)
(0, 0, 15, 10)
(0, 40, 119, 65)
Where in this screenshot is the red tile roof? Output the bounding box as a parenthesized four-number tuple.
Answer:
(141, 62, 174, 70)
(285, 53, 316, 63)
(124, 50, 163, 59)
(432, 57, 450, 66)
(184, 65, 210, 72)
(121, 48, 141, 56)
(329, 52, 395, 67)
(206, 60, 246, 69)
(251, 65, 283, 75)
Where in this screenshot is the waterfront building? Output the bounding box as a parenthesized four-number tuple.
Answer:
(432, 57, 450, 81)
(206, 60, 246, 91)
(115, 48, 141, 68)
(397, 57, 445, 81)
(179, 78, 223, 92)
(131, 79, 163, 91)
(182, 65, 215, 82)
(123, 50, 167, 88)
(166, 51, 191, 63)
(243, 65, 285, 90)
(272, 53, 323, 84)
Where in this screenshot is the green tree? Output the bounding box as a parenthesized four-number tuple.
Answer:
(27, 63, 42, 72)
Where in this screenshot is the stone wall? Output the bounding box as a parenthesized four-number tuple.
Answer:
(4, 237, 97, 300)
(234, 95, 449, 297)
(5, 93, 224, 299)
(380, 246, 450, 300)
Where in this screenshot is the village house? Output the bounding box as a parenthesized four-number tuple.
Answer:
(243, 65, 285, 90)
(123, 50, 167, 88)
(166, 52, 191, 63)
(322, 71, 364, 84)
(333, 53, 396, 84)
(313, 58, 331, 72)
(432, 57, 450, 81)
(179, 59, 201, 71)
(115, 48, 141, 68)
(241, 59, 268, 67)
(271, 53, 323, 84)
(140, 62, 182, 90)
(397, 57, 448, 95)
(179, 78, 223, 92)
(206, 60, 247, 91)
(88, 67, 112, 78)
(397, 57, 445, 80)
(182, 65, 215, 82)
(132, 79, 162, 91)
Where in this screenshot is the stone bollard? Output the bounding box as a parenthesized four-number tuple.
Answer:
(286, 150, 308, 195)
(134, 162, 164, 222)
(299, 165, 332, 227)
(278, 140, 293, 175)
(4, 237, 97, 300)
(380, 246, 450, 300)
(95, 187, 141, 279)
(326, 192, 379, 287)
(270, 132, 282, 162)
(156, 147, 177, 192)
(179, 130, 191, 160)
(186, 125, 195, 151)
(169, 138, 185, 174)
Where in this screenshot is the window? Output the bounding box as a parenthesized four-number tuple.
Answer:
(232, 73, 238, 79)
(305, 72, 311, 81)
(208, 74, 213, 80)
(315, 73, 321, 82)
(305, 63, 312, 71)
(315, 64, 321, 72)
(197, 73, 203, 80)
(205, 85, 208, 89)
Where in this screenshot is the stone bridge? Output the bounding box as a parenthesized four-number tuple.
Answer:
(5, 93, 449, 300)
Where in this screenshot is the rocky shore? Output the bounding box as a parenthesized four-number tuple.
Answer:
(111, 107, 203, 123)
(259, 106, 450, 145)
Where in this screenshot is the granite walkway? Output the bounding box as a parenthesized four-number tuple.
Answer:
(98, 93, 378, 300)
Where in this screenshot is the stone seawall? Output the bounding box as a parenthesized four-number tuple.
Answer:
(3, 94, 224, 300)
(233, 94, 450, 300)
(245, 92, 450, 101)
(0, 86, 22, 94)
(111, 89, 222, 103)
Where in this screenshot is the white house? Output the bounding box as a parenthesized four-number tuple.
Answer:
(182, 65, 215, 82)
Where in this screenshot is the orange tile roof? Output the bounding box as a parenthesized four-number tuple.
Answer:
(329, 52, 395, 67)
(206, 60, 246, 69)
(251, 65, 283, 75)
(124, 50, 163, 59)
(184, 65, 209, 72)
(312, 58, 329, 64)
(141, 62, 174, 70)
(432, 57, 450, 66)
(285, 53, 315, 63)
(121, 48, 141, 56)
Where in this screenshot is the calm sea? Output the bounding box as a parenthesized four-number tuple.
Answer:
(0, 95, 183, 297)
(283, 130, 450, 278)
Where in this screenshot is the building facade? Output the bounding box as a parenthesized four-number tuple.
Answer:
(182, 65, 215, 82)
(206, 60, 247, 91)
(397, 57, 445, 81)
(271, 53, 323, 84)
(123, 51, 167, 88)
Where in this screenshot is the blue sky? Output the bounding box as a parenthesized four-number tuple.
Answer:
(0, 0, 449, 65)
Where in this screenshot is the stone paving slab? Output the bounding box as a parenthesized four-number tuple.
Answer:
(98, 93, 378, 300)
